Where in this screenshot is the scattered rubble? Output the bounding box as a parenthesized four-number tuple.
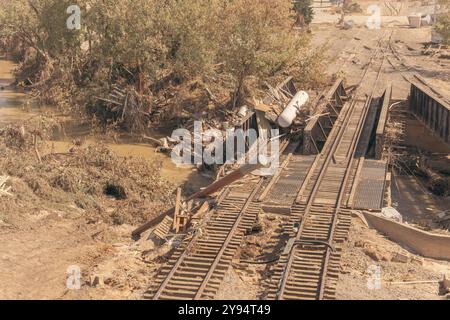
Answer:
(392, 252, 409, 264)
(435, 210, 450, 230)
(89, 274, 105, 288)
(439, 275, 450, 296)
(360, 241, 393, 262)
(337, 219, 450, 300)
(381, 207, 403, 222)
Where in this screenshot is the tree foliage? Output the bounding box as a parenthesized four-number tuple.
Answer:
(435, 0, 450, 45)
(0, 0, 324, 122)
(435, 13, 450, 45)
(293, 0, 315, 25)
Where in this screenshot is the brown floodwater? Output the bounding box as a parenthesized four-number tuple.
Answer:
(0, 59, 36, 126)
(0, 58, 210, 188)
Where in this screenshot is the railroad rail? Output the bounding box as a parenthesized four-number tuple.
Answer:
(146, 33, 390, 300)
(303, 78, 348, 155)
(265, 35, 389, 300)
(147, 184, 262, 300)
(267, 97, 368, 299)
(146, 140, 292, 300)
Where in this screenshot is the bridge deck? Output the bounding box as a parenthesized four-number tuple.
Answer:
(352, 159, 388, 210)
(262, 155, 316, 214)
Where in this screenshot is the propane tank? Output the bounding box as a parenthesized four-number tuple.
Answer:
(277, 91, 309, 128)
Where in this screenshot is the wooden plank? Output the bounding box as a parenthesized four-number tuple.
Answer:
(173, 187, 182, 232)
(375, 85, 392, 159)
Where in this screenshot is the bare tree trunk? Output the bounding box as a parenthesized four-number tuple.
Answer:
(339, 0, 351, 24)
(295, 13, 306, 27)
(233, 70, 247, 109)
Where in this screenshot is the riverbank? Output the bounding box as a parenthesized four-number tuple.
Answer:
(0, 58, 210, 188)
(0, 57, 211, 299)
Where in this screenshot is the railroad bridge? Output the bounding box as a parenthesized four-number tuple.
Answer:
(408, 75, 450, 148)
(140, 71, 449, 300)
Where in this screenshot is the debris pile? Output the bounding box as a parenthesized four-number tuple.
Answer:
(132, 76, 312, 239)
(94, 84, 152, 133)
(0, 119, 176, 226)
(418, 158, 449, 197)
(435, 210, 450, 230)
(143, 76, 310, 177)
(390, 150, 449, 197)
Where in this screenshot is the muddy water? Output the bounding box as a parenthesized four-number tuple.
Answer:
(0, 60, 36, 126)
(48, 139, 210, 188)
(0, 58, 210, 188)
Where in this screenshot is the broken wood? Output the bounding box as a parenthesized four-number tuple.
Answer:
(94, 96, 122, 106)
(253, 99, 274, 113)
(387, 280, 439, 285)
(33, 133, 42, 163)
(152, 216, 174, 241)
(141, 135, 164, 146)
(205, 87, 218, 104)
(173, 188, 184, 233)
(192, 201, 210, 220)
(132, 159, 269, 239)
(0, 176, 12, 197)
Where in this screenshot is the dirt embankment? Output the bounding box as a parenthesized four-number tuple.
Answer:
(336, 219, 450, 300)
(0, 118, 179, 299)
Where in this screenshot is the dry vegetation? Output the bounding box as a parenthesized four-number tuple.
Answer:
(0, 118, 176, 228)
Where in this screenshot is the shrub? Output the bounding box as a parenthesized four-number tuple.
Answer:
(435, 13, 450, 45)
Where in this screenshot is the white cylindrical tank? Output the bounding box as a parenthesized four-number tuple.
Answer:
(238, 105, 248, 117)
(277, 91, 309, 128)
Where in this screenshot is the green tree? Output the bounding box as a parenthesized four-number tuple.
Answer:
(0, 0, 82, 59)
(220, 0, 311, 105)
(293, 0, 315, 26)
(435, 14, 450, 44)
(435, 0, 450, 44)
(0, 0, 324, 124)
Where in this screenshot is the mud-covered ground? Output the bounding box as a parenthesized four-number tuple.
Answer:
(0, 118, 180, 299)
(336, 219, 450, 300)
(0, 54, 216, 299)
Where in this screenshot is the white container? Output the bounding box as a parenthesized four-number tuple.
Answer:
(238, 105, 248, 117)
(277, 91, 309, 128)
(408, 14, 422, 28)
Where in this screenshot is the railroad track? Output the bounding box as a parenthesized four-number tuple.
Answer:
(386, 29, 418, 83)
(385, 28, 450, 106)
(265, 98, 364, 300)
(146, 33, 391, 301)
(145, 185, 261, 300)
(146, 140, 293, 300)
(264, 37, 389, 300)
